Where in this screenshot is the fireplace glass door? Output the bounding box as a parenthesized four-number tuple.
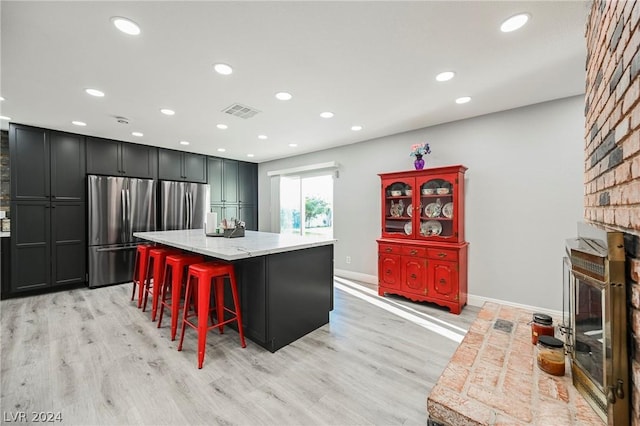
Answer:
(572, 272, 607, 396)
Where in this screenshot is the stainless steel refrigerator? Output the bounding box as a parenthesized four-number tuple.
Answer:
(159, 181, 210, 230)
(87, 175, 157, 288)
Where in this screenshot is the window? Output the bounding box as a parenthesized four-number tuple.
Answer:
(279, 174, 333, 237)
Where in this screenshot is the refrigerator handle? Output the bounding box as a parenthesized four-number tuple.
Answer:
(183, 192, 188, 229)
(127, 189, 132, 239)
(187, 192, 193, 229)
(121, 189, 127, 242)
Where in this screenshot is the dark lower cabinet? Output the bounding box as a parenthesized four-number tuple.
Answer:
(10, 201, 85, 293)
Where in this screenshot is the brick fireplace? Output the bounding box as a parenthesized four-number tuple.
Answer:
(584, 0, 640, 424)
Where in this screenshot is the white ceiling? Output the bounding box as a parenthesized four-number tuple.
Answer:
(1, 1, 589, 163)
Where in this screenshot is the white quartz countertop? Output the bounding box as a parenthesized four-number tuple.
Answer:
(0, 232, 9, 238)
(133, 229, 336, 261)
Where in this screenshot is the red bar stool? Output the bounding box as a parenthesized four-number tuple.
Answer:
(141, 246, 181, 320)
(157, 253, 205, 340)
(131, 244, 153, 305)
(178, 261, 246, 369)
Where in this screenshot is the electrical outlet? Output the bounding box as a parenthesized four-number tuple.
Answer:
(346, 256, 351, 264)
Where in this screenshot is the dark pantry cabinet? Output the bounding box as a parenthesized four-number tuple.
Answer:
(9, 124, 86, 293)
(207, 157, 258, 230)
(86, 136, 158, 179)
(158, 148, 207, 183)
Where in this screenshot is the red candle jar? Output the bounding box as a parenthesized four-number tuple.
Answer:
(531, 313, 554, 344)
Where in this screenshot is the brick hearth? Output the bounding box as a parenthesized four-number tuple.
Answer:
(426, 303, 603, 425)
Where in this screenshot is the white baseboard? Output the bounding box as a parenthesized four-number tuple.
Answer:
(333, 269, 563, 322)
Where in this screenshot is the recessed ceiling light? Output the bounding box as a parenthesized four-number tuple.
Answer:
(500, 13, 530, 33)
(179, 140, 190, 145)
(217, 148, 226, 152)
(436, 71, 455, 82)
(351, 125, 363, 131)
(160, 108, 175, 116)
(0, 115, 11, 121)
(132, 132, 143, 137)
(85, 88, 105, 97)
(247, 154, 255, 158)
(216, 124, 228, 130)
(275, 92, 292, 101)
(455, 96, 471, 104)
(320, 112, 334, 118)
(111, 17, 141, 35)
(72, 121, 86, 126)
(289, 143, 298, 147)
(213, 63, 233, 75)
(258, 135, 268, 140)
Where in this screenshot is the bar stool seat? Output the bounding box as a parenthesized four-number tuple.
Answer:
(141, 247, 181, 320)
(132, 244, 153, 305)
(157, 253, 205, 340)
(178, 261, 246, 368)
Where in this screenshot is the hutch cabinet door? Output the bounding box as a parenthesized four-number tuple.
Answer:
(381, 177, 415, 239)
(401, 256, 428, 296)
(378, 253, 401, 290)
(431, 261, 458, 302)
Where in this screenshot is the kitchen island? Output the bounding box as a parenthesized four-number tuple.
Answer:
(133, 229, 336, 352)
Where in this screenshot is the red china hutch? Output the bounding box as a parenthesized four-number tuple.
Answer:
(377, 165, 468, 314)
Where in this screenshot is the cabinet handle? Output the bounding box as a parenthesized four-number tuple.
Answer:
(438, 253, 447, 258)
(385, 247, 392, 253)
(439, 278, 446, 284)
(410, 249, 418, 255)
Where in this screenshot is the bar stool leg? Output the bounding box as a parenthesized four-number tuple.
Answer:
(157, 262, 172, 328)
(170, 264, 184, 340)
(214, 277, 225, 334)
(177, 275, 194, 353)
(196, 276, 212, 369)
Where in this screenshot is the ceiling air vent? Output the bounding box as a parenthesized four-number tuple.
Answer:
(222, 103, 261, 119)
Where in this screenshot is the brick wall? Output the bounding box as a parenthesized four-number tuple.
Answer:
(585, 1, 640, 424)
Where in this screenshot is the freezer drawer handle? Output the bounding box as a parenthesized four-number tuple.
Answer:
(96, 246, 138, 252)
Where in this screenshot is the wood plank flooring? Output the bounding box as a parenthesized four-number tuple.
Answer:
(1, 278, 478, 425)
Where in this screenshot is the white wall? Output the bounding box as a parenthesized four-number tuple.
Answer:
(258, 95, 584, 311)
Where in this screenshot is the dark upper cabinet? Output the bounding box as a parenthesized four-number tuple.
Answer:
(86, 137, 157, 179)
(208, 158, 257, 204)
(9, 124, 85, 202)
(223, 160, 239, 203)
(158, 149, 207, 183)
(50, 132, 86, 201)
(10, 125, 50, 201)
(238, 161, 258, 205)
(208, 157, 258, 230)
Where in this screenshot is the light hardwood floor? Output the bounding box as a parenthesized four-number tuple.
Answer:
(1, 277, 478, 425)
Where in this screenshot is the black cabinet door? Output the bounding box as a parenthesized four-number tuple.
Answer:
(183, 152, 207, 183)
(51, 202, 86, 287)
(208, 157, 224, 202)
(50, 131, 85, 201)
(239, 204, 257, 230)
(222, 159, 238, 203)
(238, 162, 257, 205)
(86, 137, 121, 175)
(158, 149, 184, 181)
(9, 124, 49, 201)
(10, 201, 51, 292)
(122, 143, 157, 179)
